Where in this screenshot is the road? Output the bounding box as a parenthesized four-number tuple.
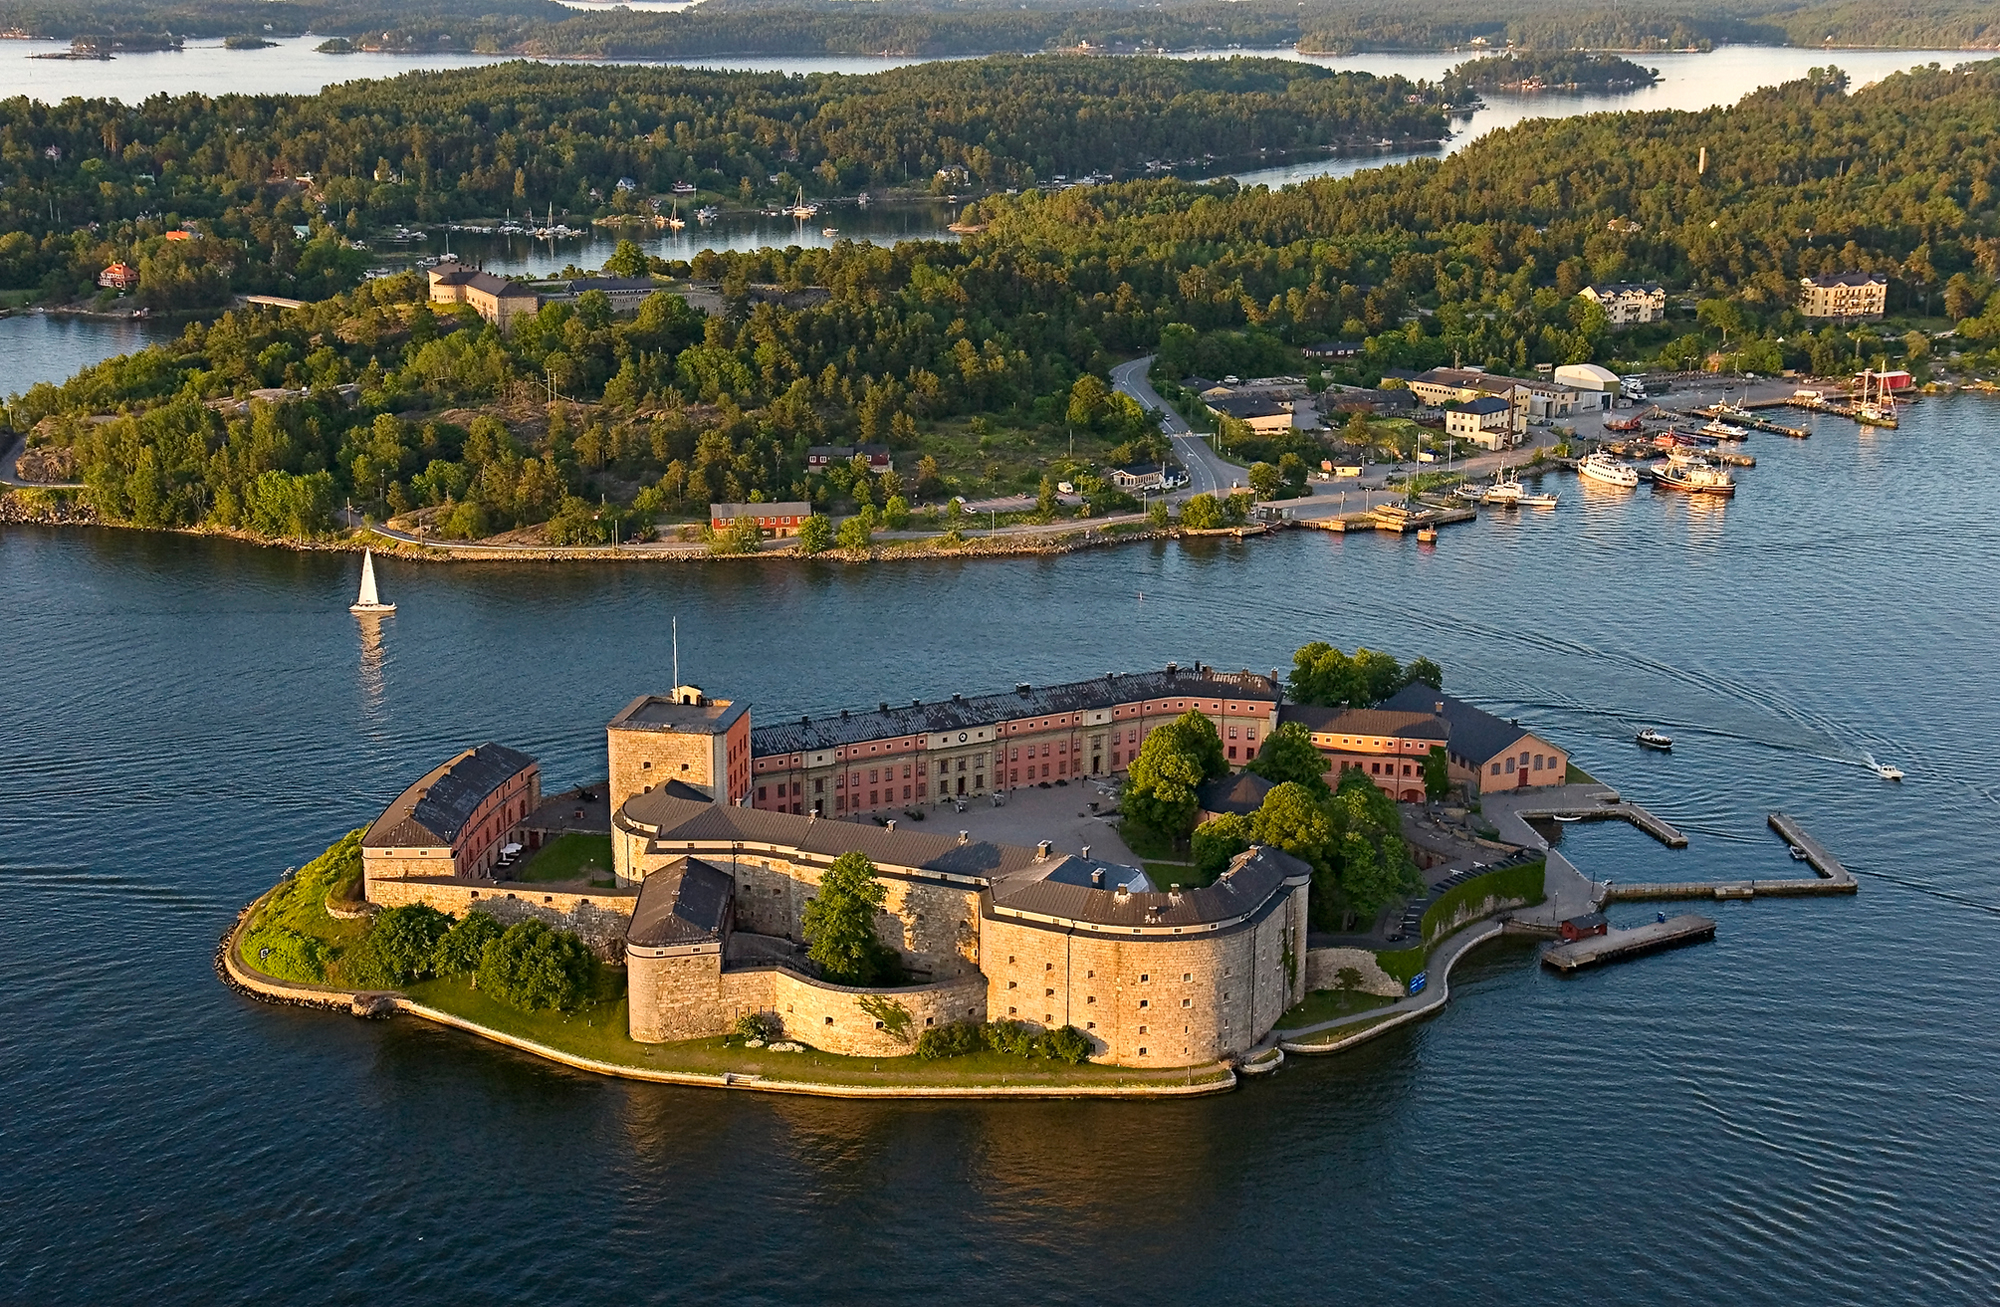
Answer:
(1109, 356, 1240, 499)
(1, 433, 86, 490)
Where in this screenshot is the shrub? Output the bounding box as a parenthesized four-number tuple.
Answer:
(475, 919, 596, 1011)
(1041, 1025, 1092, 1065)
(432, 909, 502, 977)
(984, 1019, 1042, 1057)
(916, 1021, 984, 1059)
(733, 1011, 782, 1042)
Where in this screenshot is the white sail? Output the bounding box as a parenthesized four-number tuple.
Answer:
(351, 548, 394, 613)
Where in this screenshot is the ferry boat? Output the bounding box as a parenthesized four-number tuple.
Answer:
(1653, 452, 1736, 497)
(1636, 728, 1673, 751)
(1577, 450, 1640, 488)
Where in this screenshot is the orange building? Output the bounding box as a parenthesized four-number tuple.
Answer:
(97, 261, 138, 291)
(1278, 704, 1448, 802)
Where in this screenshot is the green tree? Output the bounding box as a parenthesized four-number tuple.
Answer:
(802, 851, 897, 985)
(475, 919, 596, 1011)
(604, 238, 650, 279)
(1123, 710, 1225, 842)
(1067, 373, 1111, 429)
(1250, 781, 1336, 871)
(708, 514, 763, 555)
(835, 511, 874, 550)
(348, 903, 452, 985)
(1179, 492, 1223, 530)
(1321, 769, 1420, 930)
(1423, 745, 1452, 802)
(796, 511, 834, 553)
(1246, 720, 1331, 799)
(1191, 812, 1251, 878)
(433, 910, 502, 977)
(1249, 461, 1281, 497)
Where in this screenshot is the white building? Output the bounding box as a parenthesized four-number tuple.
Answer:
(1554, 363, 1621, 410)
(1579, 283, 1666, 325)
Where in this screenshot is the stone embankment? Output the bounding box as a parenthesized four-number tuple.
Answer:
(1276, 920, 1506, 1056)
(216, 889, 1233, 1099)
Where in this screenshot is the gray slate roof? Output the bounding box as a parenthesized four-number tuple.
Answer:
(627, 856, 735, 947)
(1378, 685, 1530, 764)
(365, 742, 537, 848)
(990, 845, 1310, 929)
(1196, 770, 1275, 816)
(750, 666, 1278, 756)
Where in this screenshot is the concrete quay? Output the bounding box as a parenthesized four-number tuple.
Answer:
(1541, 914, 1716, 972)
(1481, 784, 1689, 851)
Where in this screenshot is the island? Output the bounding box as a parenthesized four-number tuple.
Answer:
(222, 643, 1854, 1096)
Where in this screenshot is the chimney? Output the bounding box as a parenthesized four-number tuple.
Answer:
(957, 830, 970, 845)
(801, 715, 810, 726)
(879, 701, 889, 712)
(840, 708, 849, 719)
(1035, 839, 1053, 860)
(1091, 868, 1105, 887)
(885, 819, 896, 831)
(1434, 701, 1445, 716)
(1081, 844, 1091, 860)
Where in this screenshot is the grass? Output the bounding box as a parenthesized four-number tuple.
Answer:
(1564, 761, 1598, 785)
(1144, 859, 1218, 889)
(239, 830, 372, 982)
(401, 976, 1232, 1088)
(1277, 987, 1395, 1029)
(1420, 860, 1546, 945)
(513, 832, 614, 884)
(1118, 820, 1180, 861)
(1373, 943, 1427, 986)
(1283, 1013, 1401, 1050)
(917, 412, 1124, 502)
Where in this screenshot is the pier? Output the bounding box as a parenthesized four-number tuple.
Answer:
(1483, 785, 1689, 850)
(1598, 812, 1857, 902)
(1298, 502, 1478, 534)
(1541, 914, 1716, 971)
(1686, 403, 1809, 439)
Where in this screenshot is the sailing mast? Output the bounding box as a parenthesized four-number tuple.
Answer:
(350, 548, 396, 614)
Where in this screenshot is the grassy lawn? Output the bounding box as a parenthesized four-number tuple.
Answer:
(1278, 988, 1396, 1029)
(513, 833, 615, 884)
(1565, 761, 1598, 785)
(918, 412, 1124, 501)
(1118, 820, 1180, 861)
(1144, 860, 1219, 889)
(1284, 1013, 1400, 1049)
(401, 975, 1232, 1089)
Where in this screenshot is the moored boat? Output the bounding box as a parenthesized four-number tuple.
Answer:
(1577, 450, 1640, 488)
(1653, 452, 1736, 497)
(1698, 419, 1749, 441)
(1520, 491, 1559, 508)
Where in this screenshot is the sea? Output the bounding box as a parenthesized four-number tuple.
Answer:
(3, 388, 1999, 1301)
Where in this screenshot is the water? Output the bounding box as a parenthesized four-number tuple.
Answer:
(0, 312, 175, 391)
(4, 396, 1999, 1302)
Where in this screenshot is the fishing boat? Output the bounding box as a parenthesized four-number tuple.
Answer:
(349, 548, 395, 615)
(1483, 469, 1524, 505)
(1636, 728, 1672, 751)
(1653, 451, 1736, 497)
(1577, 450, 1640, 488)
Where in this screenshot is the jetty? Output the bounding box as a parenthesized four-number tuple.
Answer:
(1685, 403, 1808, 438)
(1483, 784, 1689, 850)
(1599, 812, 1856, 902)
(1541, 913, 1716, 971)
(1299, 501, 1478, 534)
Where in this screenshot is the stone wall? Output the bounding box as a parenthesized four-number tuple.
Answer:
(978, 885, 1306, 1069)
(1305, 946, 1404, 997)
(366, 876, 637, 956)
(626, 944, 987, 1056)
(607, 724, 722, 827)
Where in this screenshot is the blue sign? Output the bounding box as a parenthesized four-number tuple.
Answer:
(1409, 971, 1428, 995)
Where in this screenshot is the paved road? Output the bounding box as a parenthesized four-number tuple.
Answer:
(1109, 356, 1241, 500)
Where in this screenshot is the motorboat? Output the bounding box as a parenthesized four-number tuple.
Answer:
(1416, 526, 1438, 543)
(1636, 728, 1672, 751)
(822, 226, 840, 237)
(1789, 846, 1811, 861)
(1698, 419, 1749, 441)
(1653, 452, 1736, 497)
(1483, 470, 1524, 505)
(1577, 450, 1640, 488)
(1520, 491, 1559, 508)
(1869, 760, 1905, 781)
(695, 205, 720, 224)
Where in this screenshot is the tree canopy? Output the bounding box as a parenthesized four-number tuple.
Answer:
(802, 851, 900, 985)
(1123, 708, 1228, 842)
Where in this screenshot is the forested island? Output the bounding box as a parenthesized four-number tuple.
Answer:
(7, 61, 2000, 550)
(3, 0, 2000, 57)
(1442, 53, 1661, 96)
(0, 57, 1442, 309)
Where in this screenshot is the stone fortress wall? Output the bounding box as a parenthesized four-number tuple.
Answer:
(365, 876, 638, 956)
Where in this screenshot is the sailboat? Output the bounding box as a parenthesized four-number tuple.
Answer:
(665, 201, 686, 231)
(784, 186, 820, 220)
(350, 548, 395, 614)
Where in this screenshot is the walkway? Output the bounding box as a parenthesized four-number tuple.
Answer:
(1270, 919, 1506, 1052)
(1109, 356, 1239, 499)
(1481, 783, 1689, 850)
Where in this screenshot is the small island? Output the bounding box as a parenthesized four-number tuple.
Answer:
(1446, 52, 1662, 97)
(221, 642, 1857, 1096)
(223, 35, 278, 49)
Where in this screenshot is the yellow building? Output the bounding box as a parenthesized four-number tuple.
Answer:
(1800, 272, 1887, 321)
(427, 266, 540, 333)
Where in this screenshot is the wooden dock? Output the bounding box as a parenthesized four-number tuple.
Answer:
(1599, 813, 1857, 903)
(1542, 914, 1716, 971)
(1508, 794, 1689, 848)
(1301, 503, 1478, 534)
(1687, 404, 1809, 439)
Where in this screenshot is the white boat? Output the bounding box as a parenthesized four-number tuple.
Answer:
(1698, 419, 1749, 441)
(665, 201, 686, 231)
(1483, 470, 1524, 505)
(1789, 846, 1811, 861)
(349, 548, 395, 614)
(695, 205, 720, 224)
(1577, 450, 1640, 488)
(1636, 728, 1672, 751)
(1869, 760, 1905, 781)
(821, 226, 839, 237)
(1520, 491, 1559, 509)
(784, 186, 820, 220)
(1654, 451, 1736, 497)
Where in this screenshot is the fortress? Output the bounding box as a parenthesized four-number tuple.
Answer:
(361, 665, 1313, 1068)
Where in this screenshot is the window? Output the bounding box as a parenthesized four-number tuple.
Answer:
(1139, 1047, 1148, 1055)
(1086, 970, 1094, 978)
(869, 790, 877, 805)
(1086, 995, 1096, 1004)
(903, 786, 911, 800)
(641, 761, 651, 770)
(1491, 762, 1502, 776)
(1506, 758, 1517, 773)
(1139, 999, 1149, 1009)
(757, 786, 767, 801)
(957, 759, 967, 772)
(1183, 973, 1191, 982)
(1140, 974, 1149, 982)
(1228, 726, 1238, 738)
(1007, 981, 1017, 989)
(1228, 747, 1237, 760)
(1045, 988, 1055, 997)
(1181, 998, 1192, 1008)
